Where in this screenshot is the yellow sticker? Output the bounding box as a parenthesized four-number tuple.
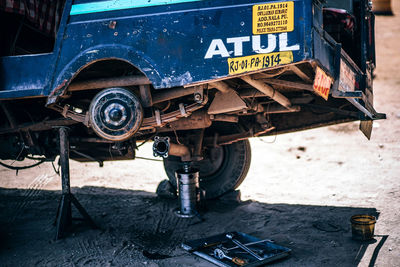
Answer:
(253, 2, 294, 35)
(228, 52, 293, 75)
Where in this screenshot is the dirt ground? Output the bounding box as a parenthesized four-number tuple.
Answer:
(1, 3, 400, 267)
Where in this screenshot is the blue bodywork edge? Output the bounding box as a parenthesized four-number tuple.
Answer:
(70, 0, 205, 15)
(46, 44, 161, 105)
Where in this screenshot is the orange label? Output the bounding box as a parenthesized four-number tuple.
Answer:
(313, 67, 332, 100)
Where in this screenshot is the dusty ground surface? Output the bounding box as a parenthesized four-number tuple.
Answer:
(1, 4, 400, 267)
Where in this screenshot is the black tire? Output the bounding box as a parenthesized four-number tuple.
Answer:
(163, 140, 251, 199)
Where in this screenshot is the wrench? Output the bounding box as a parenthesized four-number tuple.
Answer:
(213, 248, 246, 266)
(226, 238, 273, 251)
(226, 233, 264, 260)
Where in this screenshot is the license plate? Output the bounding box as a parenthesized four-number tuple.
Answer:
(313, 67, 332, 100)
(228, 52, 293, 75)
(339, 59, 357, 92)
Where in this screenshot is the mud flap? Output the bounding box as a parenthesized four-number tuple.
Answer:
(329, 47, 385, 139)
(359, 120, 373, 140)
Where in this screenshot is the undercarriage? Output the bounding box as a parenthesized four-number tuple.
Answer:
(0, 61, 367, 198)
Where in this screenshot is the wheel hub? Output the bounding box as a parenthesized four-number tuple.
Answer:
(104, 103, 127, 126)
(89, 88, 143, 141)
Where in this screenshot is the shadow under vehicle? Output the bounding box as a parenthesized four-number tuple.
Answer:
(0, 186, 385, 266)
(0, 0, 385, 198)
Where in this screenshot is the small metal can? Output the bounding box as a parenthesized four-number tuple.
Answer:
(350, 215, 376, 241)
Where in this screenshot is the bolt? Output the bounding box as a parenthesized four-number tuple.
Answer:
(194, 93, 202, 102)
(183, 163, 191, 173)
(109, 108, 123, 121)
(109, 21, 117, 29)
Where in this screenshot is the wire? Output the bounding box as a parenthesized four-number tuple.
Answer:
(8, 144, 25, 167)
(108, 143, 114, 161)
(26, 155, 47, 161)
(135, 156, 163, 162)
(249, 90, 258, 111)
(0, 159, 46, 170)
(173, 129, 182, 145)
(137, 133, 157, 149)
(51, 158, 60, 176)
(258, 127, 278, 144)
(161, 101, 171, 112)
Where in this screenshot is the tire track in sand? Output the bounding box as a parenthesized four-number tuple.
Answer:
(8, 173, 55, 224)
(71, 238, 109, 266)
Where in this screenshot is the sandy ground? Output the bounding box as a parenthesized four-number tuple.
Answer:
(1, 3, 400, 267)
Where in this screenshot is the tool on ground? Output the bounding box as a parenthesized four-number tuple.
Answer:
(226, 239, 273, 251)
(54, 127, 97, 240)
(226, 233, 263, 260)
(213, 248, 246, 266)
(182, 231, 291, 266)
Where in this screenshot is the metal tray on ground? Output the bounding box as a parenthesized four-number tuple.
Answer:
(182, 231, 291, 266)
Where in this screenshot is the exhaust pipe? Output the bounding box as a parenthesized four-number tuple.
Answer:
(153, 136, 191, 162)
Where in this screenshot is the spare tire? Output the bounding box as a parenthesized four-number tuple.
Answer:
(163, 140, 251, 199)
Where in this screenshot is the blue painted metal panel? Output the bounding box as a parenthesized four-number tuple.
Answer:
(0, 54, 53, 98)
(313, 28, 338, 78)
(51, 0, 315, 95)
(1, 0, 318, 100)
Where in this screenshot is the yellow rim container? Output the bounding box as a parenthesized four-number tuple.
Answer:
(350, 215, 376, 241)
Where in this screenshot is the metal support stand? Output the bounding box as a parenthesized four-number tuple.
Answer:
(55, 127, 97, 240)
(175, 162, 201, 218)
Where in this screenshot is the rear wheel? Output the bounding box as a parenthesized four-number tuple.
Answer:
(163, 140, 251, 199)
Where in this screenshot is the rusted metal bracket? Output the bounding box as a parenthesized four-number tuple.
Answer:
(255, 77, 314, 91)
(152, 86, 197, 104)
(193, 85, 204, 103)
(139, 84, 153, 107)
(0, 118, 79, 134)
(208, 81, 247, 114)
(241, 75, 292, 109)
(67, 75, 151, 91)
(203, 127, 275, 146)
(289, 65, 313, 84)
